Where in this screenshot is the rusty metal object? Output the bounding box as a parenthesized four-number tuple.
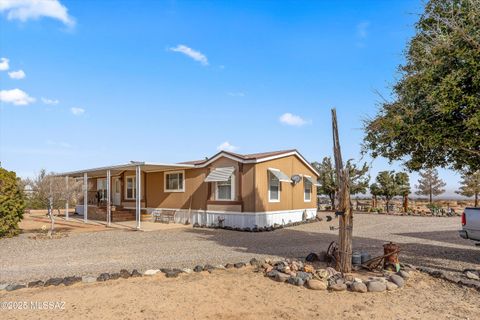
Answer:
(383, 242, 400, 271)
(326, 241, 340, 270)
(360, 247, 401, 271)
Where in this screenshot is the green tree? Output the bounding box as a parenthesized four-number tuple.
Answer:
(456, 171, 480, 207)
(312, 157, 370, 208)
(0, 168, 25, 237)
(396, 172, 411, 212)
(369, 183, 381, 209)
(371, 171, 399, 213)
(415, 168, 446, 204)
(363, 0, 480, 172)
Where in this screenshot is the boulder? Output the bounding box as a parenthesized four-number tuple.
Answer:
(181, 268, 193, 274)
(266, 270, 279, 278)
(165, 270, 181, 278)
(63, 276, 81, 286)
(386, 281, 398, 291)
(306, 279, 327, 290)
(97, 273, 111, 282)
(194, 265, 204, 272)
(6, 284, 26, 291)
(110, 273, 121, 280)
(397, 270, 410, 279)
(0, 283, 8, 290)
(28, 280, 45, 288)
(249, 258, 261, 266)
(144, 269, 160, 276)
(351, 282, 367, 293)
(82, 276, 97, 283)
(203, 264, 215, 271)
(234, 262, 246, 269)
(214, 265, 226, 270)
(160, 268, 172, 273)
(287, 277, 305, 286)
(119, 269, 130, 278)
(296, 271, 312, 281)
(303, 264, 315, 273)
(274, 272, 291, 282)
(225, 263, 234, 269)
(465, 271, 480, 281)
(389, 274, 405, 288)
(316, 269, 330, 279)
(45, 277, 64, 286)
(330, 283, 347, 291)
(367, 281, 386, 293)
(131, 269, 142, 277)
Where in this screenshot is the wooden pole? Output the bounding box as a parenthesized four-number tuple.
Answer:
(331, 108, 353, 273)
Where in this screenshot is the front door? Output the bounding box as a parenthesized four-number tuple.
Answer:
(113, 177, 121, 205)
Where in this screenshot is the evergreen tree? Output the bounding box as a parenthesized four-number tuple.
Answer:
(0, 168, 25, 237)
(456, 171, 480, 207)
(415, 169, 446, 204)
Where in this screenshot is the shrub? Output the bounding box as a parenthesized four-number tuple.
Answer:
(0, 168, 25, 237)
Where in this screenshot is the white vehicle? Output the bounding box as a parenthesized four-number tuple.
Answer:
(459, 207, 480, 242)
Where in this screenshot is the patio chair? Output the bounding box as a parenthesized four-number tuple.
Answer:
(152, 209, 176, 223)
(152, 209, 162, 222)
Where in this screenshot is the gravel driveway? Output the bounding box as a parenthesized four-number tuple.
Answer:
(1, 213, 478, 283)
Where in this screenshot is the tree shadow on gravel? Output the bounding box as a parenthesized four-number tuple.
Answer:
(185, 226, 480, 272)
(394, 230, 474, 246)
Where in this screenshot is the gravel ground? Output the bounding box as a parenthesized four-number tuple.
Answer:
(1, 213, 479, 283)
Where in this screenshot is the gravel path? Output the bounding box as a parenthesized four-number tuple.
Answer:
(1, 213, 478, 283)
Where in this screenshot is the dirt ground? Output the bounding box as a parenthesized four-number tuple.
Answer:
(1, 267, 479, 320)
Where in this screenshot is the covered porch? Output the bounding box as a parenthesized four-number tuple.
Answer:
(56, 161, 195, 230)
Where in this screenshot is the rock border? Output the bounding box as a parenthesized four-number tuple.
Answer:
(416, 266, 480, 292)
(192, 217, 320, 232)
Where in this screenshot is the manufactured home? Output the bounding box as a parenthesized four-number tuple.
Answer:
(58, 149, 320, 229)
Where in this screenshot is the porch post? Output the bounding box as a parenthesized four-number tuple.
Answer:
(107, 169, 111, 227)
(65, 176, 69, 221)
(83, 172, 88, 223)
(135, 165, 141, 230)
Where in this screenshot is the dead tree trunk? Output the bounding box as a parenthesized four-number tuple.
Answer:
(331, 108, 352, 273)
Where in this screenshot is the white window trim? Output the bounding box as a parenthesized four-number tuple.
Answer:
(164, 170, 185, 193)
(215, 174, 235, 201)
(125, 175, 136, 200)
(303, 174, 313, 202)
(268, 170, 281, 203)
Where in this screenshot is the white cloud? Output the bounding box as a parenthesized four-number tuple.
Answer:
(41, 97, 59, 105)
(0, 88, 35, 105)
(70, 107, 85, 116)
(0, 0, 75, 27)
(217, 141, 238, 152)
(0, 57, 9, 71)
(356, 21, 369, 39)
(169, 44, 208, 66)
(227, 92, 245, 97)
(8, 69, 26, 79)
(279, 112, 308, 126)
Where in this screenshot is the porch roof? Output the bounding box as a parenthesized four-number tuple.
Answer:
(56, 161, 195, 178)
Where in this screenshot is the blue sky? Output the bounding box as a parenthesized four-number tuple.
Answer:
(0, 0, 464, 197)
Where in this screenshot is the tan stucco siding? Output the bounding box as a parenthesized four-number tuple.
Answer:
(145, 168, 208, 210)
(254, 155, 318, 212)
(241, 163, 256, 212)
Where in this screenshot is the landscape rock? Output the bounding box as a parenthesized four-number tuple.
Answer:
(45, 277, 64, 286)
(0, 283, 8, 290)
(82, 276, 97, 283)
(330, 283, 347, 291)
(316, 269, 329, 279)
(225, 263, 234, 269)
(165, 270, 181, 278)
(305, 253, 319, 262)
(397, 270, 410, 279)
(97, 273, 111, 282)
(296, 271, 312, 281)
(181, 268, 193, 274)
(389, 274, 405, 288)
(119, 269, 131, 278)
(144, 269, 160, 276)
(465, 271, 480, 280)
(6, 284, 26, 291)
(110, 273, 121, 280)
(369, 276, 387, 283)
(203, 264, 215, 271)
(386, 281, 398, 291)
(160, 268, 172, 273)
(194, 265, 204, 272)
(249, 258, 261, 266)
(287, 276, 305, 286)
(214, 265, 226, 270)
(131, 269, 142, 277)
(303, 264, 315, 273)
(367, 281, 387, 292)
(306, 279, 327, 290)
(28, 280, 45, 288)
(351, 282, 367, 293)
(63, 276, 81, 286)
(274, 272, 291, 282)
(267, 270, 279, 278)
(234, 262, 246, 269)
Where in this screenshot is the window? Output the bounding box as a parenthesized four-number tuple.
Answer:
(215, 175, 235, 201)
(164, 171, 185, 192)
(97, 178, 107, 201)
(304, 177, 312, 202)
(125, 176, 136, 199)
(268, 171, 280, 202)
